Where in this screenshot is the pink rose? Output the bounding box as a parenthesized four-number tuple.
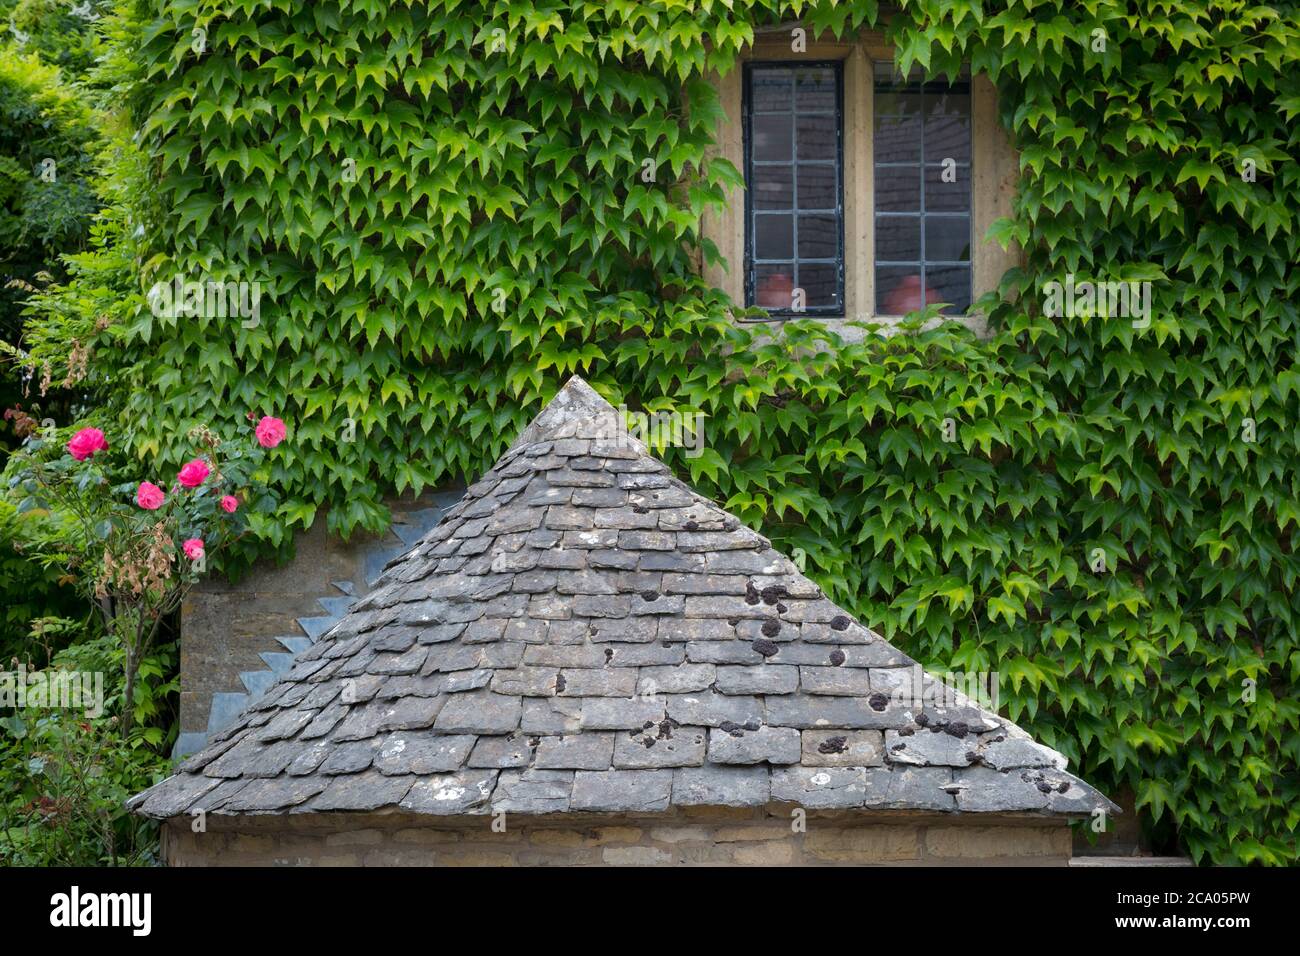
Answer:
(67, 427, 108, 461)
(136, 481, 165, 510)
(255, 415, 286, 449)
(182, 538, 205, 561)
(220, 495, 239, 513)
(177, 458, 210, 488)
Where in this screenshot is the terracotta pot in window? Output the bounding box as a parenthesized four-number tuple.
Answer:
(757, 272, 794, 309)
(882, 273, 940, 315)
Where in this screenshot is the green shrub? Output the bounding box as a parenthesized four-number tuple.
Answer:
(0, 498, 84, 660)
(21, 0, 1299, 863)
(0, 626, 172, 866)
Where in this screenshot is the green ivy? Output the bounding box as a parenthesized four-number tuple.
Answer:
(23, 0, 1300, 864)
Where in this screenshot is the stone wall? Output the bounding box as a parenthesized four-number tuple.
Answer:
(178, 491, 461, 752)
(162, 808, 1072, 866)
(179, 518, 377, 736)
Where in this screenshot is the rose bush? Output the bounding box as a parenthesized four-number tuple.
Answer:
(4, 416, 282, 734)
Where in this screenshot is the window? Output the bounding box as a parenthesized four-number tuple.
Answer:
(743, 62, 844, 316)
(873, 63, 972, 315)
(703, 32, 1017, 328)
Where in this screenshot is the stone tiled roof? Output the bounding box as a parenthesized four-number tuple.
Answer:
(129, 377, 1116, 820)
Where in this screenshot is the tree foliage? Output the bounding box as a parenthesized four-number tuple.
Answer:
(0, 46, 100, 443)
(0, 0, 110, 77)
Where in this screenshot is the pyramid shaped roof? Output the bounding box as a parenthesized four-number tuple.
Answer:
(130, 377, 1115, 820)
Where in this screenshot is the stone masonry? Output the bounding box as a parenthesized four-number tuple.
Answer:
(162, 809, 1072, 866)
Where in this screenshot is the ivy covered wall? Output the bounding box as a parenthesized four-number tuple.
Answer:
(30, 0, 1300, 863)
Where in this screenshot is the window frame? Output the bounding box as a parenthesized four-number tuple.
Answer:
(699, 28, 1020, 336)
(742, 59, 847, 319)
